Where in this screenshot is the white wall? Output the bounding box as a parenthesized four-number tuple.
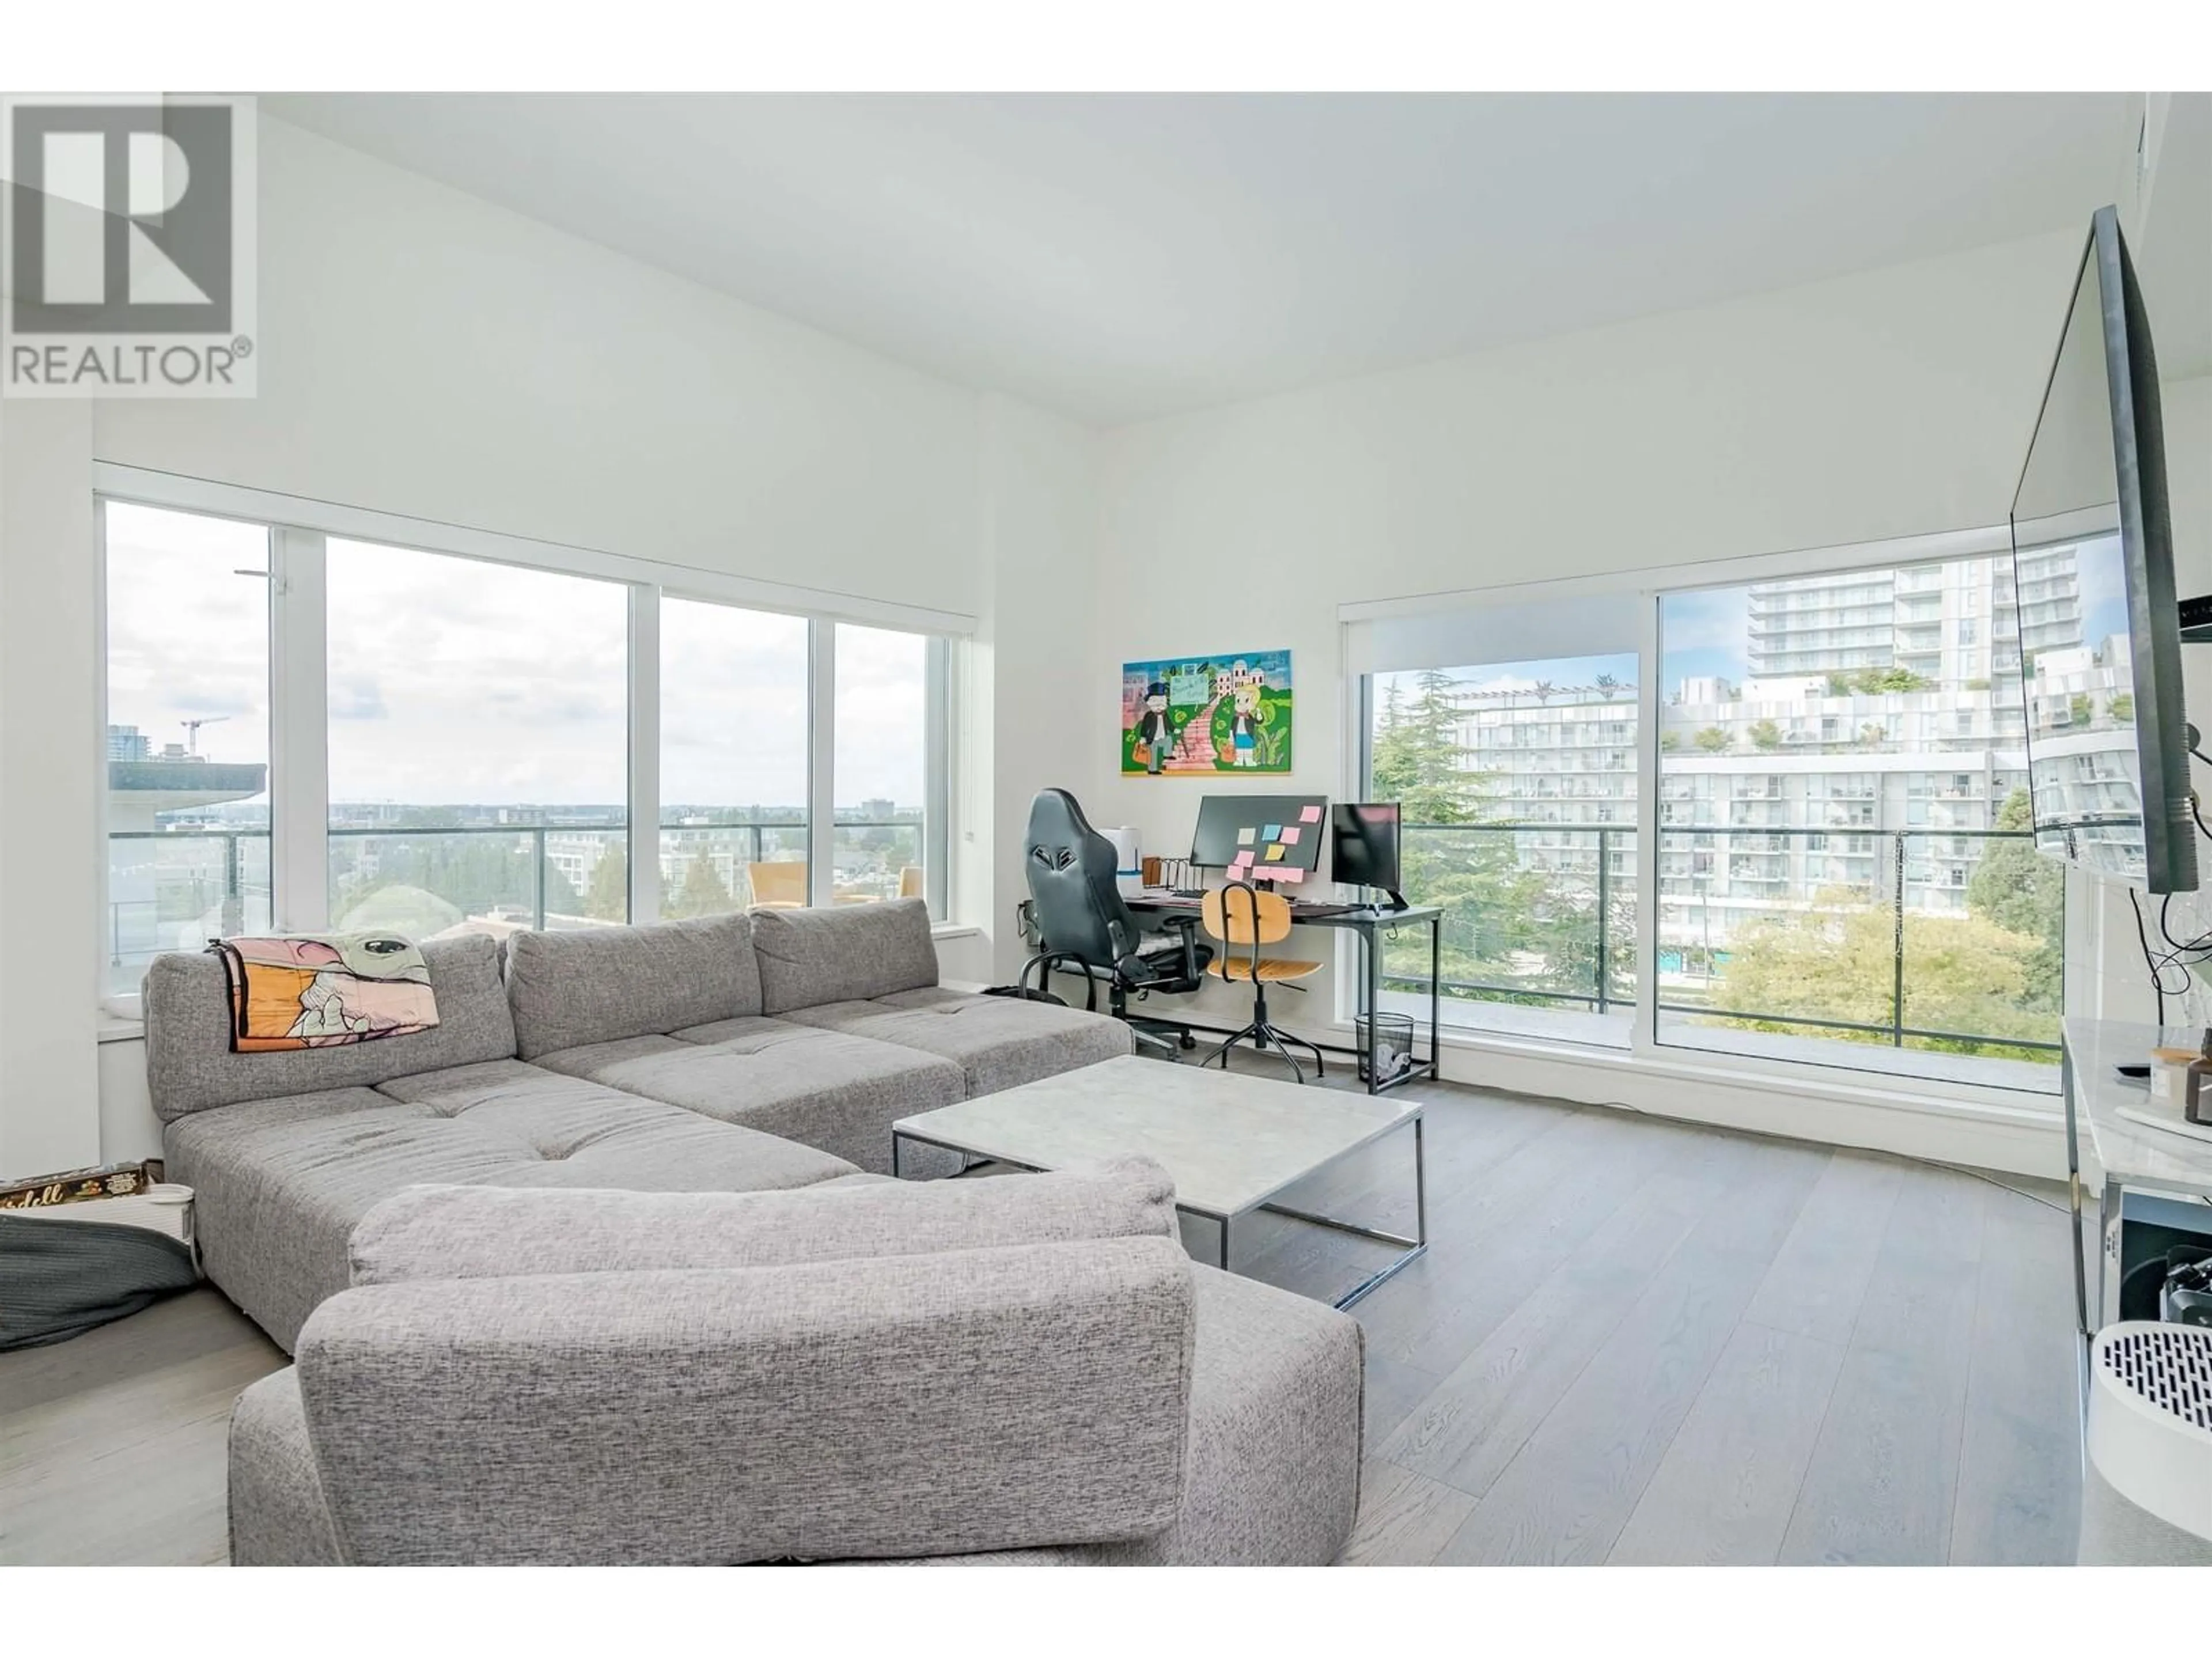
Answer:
(0, 401, 102, 1179)
(1087, 228, 2112, 1164)
(0, 115, 1073, 1178)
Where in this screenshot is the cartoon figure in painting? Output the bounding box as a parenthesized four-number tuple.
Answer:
(1230, 672, 1264, 768)
(1134, 680, 1173, 774)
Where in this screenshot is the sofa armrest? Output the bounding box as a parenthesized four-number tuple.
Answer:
(294, 1236, 1195, 1565)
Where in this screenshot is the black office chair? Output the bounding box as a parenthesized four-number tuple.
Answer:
(1019, 789, 1206, 1056)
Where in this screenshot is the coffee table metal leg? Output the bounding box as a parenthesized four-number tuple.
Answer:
(1219, 1214, 1231, 1271)
(1253, 1112, 1427, 1309)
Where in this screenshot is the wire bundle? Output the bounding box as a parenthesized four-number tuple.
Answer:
(2128, 747, 2212, 1026)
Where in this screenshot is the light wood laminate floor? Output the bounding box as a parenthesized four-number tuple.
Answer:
(0, 1051, 2080, 1566)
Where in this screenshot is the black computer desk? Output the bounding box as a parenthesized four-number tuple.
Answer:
(1122, 893, 1443, 1096)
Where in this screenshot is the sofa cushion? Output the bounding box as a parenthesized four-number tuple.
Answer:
(505, 915, 760, 1060)
(143, 935, 516, 1120)
(874, 1264, 1365, 1566)
(348, 1154, 1177, 1286)
(781, 987, 1135, 1096)
(750, 899, 939, 1014)
(537, 1022, 965, 1174)
(163, 1063, 855, 1352)
(288, 1240, 1196, 1565)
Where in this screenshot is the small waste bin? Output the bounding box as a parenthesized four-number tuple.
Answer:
(1354, 1012, 1416, 1085)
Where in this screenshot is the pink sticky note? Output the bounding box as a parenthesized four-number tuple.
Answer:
(1274, 866, 1305, 884)
(1232, 850, 1254, 868)
(1280, 826, 1302, 845)
(1299, 805, 1323, 824)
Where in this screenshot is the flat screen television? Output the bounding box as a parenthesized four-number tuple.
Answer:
(2010, 205, 2196, 894)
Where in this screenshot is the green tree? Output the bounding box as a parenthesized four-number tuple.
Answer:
(2108, 692, 2135, 723)
(1658, 730, 1681, 753)
(665, 850, 734, 919)
(2070, 692, 2094, 727)
(1849, 667, 1932, 695)
(1370, 672, 1483, 824)
(585, 843, 629, 922)
(1694, 726, 1732, 753)
(1748, 718, 1782, 751)
(1966, 787, 2064, 1012)
(1710, 889, 2055, 1058)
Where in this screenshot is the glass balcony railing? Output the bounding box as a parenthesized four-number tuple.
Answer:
(105, 830, 273, 995)
(1382, 821, 2060, 1086)
(105, 819, 920, 995)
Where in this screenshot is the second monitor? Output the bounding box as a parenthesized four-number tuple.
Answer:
(1191, 794, 1330, 882)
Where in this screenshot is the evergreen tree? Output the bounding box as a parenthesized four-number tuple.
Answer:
(585, 843, 630, 922)
(1965, 787, 2064, 1010)
(667, 850, 735, 918)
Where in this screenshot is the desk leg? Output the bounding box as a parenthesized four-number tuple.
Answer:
(1430, 914, 1442, 1084)
(1364, 923, 1381, 1096)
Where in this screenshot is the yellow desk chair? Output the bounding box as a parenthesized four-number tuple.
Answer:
(747, 861, 808, 909)
(1201, 880, 1327, 1084)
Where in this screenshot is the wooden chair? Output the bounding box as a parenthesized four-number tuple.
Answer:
(747, 861, 808, 908)
(1200, 880, 1325, 1083)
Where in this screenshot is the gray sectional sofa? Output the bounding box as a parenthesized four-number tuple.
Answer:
(226, 1164, 1366, 1566)
(141, 898, 1368, 1566)
(143, 900, 1131, 1350)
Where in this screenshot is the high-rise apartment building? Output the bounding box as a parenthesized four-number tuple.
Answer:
(1422, 553, 2085, 958)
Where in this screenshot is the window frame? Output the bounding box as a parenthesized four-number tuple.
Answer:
(93, 466, 971, 1019)
(1343, 520, 2087, 1115)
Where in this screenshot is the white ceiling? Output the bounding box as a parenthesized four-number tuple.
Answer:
(267, 92, 2149, 426)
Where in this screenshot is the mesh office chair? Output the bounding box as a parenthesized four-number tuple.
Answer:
(1019, 789, 1205, 1055)
(1201, 880, 1325, 1083)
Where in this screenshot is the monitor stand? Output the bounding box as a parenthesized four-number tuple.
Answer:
(1360, 885, 1410, 912)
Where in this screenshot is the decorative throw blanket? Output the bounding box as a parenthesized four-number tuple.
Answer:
(209, 933, 440, 1052)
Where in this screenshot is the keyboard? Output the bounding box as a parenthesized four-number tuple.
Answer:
(1286, 900, 1358, 918)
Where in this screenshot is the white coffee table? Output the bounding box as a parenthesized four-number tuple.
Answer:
(891, 1055, 1426, 1308)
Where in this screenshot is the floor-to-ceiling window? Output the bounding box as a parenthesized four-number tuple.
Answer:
(1368, 653, 1639, 1047)
(1352, 537, 2062, 1098)
(1655, 554, 2059, 1089)
(660, 597, 812, 912)
(325, 541, 631, 938)
(832, 623, 946, 916)
(99, 503, 274, 997)
(95, 482, 964, 1012)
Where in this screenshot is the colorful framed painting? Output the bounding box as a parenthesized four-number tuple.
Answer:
(1120, 650, 1293, 775)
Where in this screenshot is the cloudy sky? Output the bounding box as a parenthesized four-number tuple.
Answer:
(105, 504, 930, 816)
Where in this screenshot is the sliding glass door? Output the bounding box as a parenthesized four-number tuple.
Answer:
(1356, 539, 2063, 1097)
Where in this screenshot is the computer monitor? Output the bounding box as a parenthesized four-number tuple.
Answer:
(1330, 802, 1406, 908)
(1191, 794, 1329, 883)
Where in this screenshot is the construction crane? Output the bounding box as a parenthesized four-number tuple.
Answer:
(182, 715, 229, 756)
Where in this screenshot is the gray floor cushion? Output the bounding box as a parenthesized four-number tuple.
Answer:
(539, 1021, 967, 1175)
(778, 987, 1135, 1097)
(164, 1065, 855, 1352)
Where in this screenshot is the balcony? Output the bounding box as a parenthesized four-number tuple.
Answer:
(1380, 821, 2058, 1089)
(104, 818, 922, 997)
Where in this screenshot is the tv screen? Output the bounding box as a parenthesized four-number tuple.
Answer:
(2010, 206, 2196, 894)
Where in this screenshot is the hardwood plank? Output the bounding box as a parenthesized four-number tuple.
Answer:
(1354, 1105, 1706, 1372)
(1376, 1166, 1711, 1495)
(1948, 1192, 2083, 1566)
(1434, 1140, 1827, 1565)
(1340, 1459, 1479, 1566)
(1608, 1320, 1847, 1565)
(1361, 1353, 1442, 1453)
(1777, 1162, 1988, 1565)
(1740, 1149, 1904, 1346)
